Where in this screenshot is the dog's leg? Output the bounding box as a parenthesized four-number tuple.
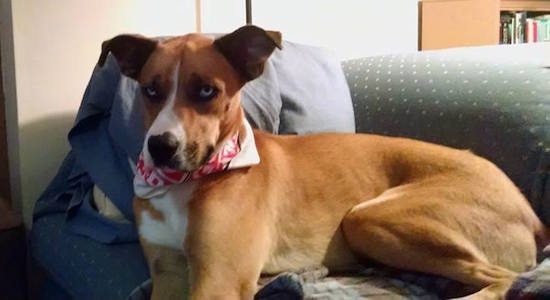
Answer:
(140, 240, 189, 300)
(185, 198, 270, 300)
(341, 189, 531, 299)
(185, 233, 266, 300)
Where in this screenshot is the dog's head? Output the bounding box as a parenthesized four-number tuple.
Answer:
(98, 25, 281, 171)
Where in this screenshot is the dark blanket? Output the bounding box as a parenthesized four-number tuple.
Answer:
(129, 261, 550, 299)
(506, 259, 550, 300)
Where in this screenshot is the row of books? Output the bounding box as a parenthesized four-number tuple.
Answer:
(500, 12, 550, 44)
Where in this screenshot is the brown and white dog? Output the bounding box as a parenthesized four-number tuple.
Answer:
(98, 25, 548, 299)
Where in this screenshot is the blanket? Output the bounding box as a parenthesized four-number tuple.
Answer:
(506, 258, 550, 299)
(128, 260, 550, 299)
(255, 267, 453, 300)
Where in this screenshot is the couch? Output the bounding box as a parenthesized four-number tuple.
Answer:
(30, 40, 550, 299)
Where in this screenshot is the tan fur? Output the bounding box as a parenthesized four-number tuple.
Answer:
(100, 26, 547, 299)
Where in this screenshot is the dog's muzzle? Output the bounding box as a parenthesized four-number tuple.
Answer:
(147, 132, 180, 167)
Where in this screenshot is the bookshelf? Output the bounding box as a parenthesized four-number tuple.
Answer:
(419, 0, 550, 50)
(500, 1, 550, 43)
(501, 0, 550, 11)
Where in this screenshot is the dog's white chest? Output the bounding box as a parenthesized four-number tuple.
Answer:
(138, 184, 195, 251)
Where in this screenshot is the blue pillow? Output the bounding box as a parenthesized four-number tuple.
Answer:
(241, 58, 282, 134)
(217, 35, 356, 135)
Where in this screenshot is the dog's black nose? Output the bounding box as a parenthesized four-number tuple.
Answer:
(147, 132, 179, 167)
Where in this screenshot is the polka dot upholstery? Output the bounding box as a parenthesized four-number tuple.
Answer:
(30, 214, 149, 299)
(342, 43, 550, 223)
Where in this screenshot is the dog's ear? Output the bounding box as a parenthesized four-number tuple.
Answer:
(98, 34, 158, 79)
(214, 25, 282, 82)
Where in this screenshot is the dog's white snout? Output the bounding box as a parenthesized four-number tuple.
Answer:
(147, 132, 180, 167)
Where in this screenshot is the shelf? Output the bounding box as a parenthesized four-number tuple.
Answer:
(419, 0, 550, 50)
(501, 0, 550, 11)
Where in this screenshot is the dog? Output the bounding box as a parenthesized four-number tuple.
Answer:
(98, 25, 548, 299)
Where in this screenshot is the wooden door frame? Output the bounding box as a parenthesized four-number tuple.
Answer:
(0, 24, 11, 206)
(0, 0, 21, 216)
(0, 12, 21, 229)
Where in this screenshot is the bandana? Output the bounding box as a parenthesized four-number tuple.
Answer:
(136, 134, 240, 187)
(133, 120, 260, 198)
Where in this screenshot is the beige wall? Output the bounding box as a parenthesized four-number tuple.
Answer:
(1, 0, 418, 226)
(2, 0, 197, 226)
(201, 0, 419, 59)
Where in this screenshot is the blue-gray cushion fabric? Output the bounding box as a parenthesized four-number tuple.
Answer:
(342, 42, 550, 224)
(241, 40, 355, 135)
(270, 41, 355, 134)
(241, 58, 282, 133)
(30, 213, 149, 300)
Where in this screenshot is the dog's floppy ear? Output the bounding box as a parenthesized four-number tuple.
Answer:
(214, 25, 282, 82)
(97, 34, 158, 79)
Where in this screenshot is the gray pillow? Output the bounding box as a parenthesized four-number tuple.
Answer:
(241, 58, 282, 134)
(243, 41, 355, 135)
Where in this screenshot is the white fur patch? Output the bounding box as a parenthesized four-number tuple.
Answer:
(138, 183, 196, 251)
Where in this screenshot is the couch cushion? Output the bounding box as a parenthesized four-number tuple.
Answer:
(241, 58, 283, 133)
(30, 213, 149, 299)
(270, 41, 355, 134)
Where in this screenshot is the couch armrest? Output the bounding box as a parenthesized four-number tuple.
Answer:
(342, 43, 550, 223)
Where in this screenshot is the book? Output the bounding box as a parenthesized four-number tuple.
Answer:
(500, 13, 514, 44)
(534, 15, 550, 42)
(526, 18, 537, 42)
(515, 12, 526, 43)
(499, 12, 550, 44)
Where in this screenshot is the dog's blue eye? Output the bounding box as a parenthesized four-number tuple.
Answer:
(198, 85, 218, 101)
(144, 86, 158, 98)
(141, 85, 164, 102)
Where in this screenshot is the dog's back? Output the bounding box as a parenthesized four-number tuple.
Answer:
(192, 131, 542, 277)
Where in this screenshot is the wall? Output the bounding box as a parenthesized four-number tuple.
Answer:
(1, 0, 418, 226)
(202, 0, 419, 60)
(2, 0, 197, 226)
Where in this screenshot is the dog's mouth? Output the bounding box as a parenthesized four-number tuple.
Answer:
(146, 131, 217, 172)
(184, 141, 208, 163)
(160, 156, 185, 171)
(151, 144, 215, 172)
(177, 142, 215, 170)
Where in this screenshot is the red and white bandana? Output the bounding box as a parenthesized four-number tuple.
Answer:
(133, 120, 260, 198)
(136, 134, 240, 187)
